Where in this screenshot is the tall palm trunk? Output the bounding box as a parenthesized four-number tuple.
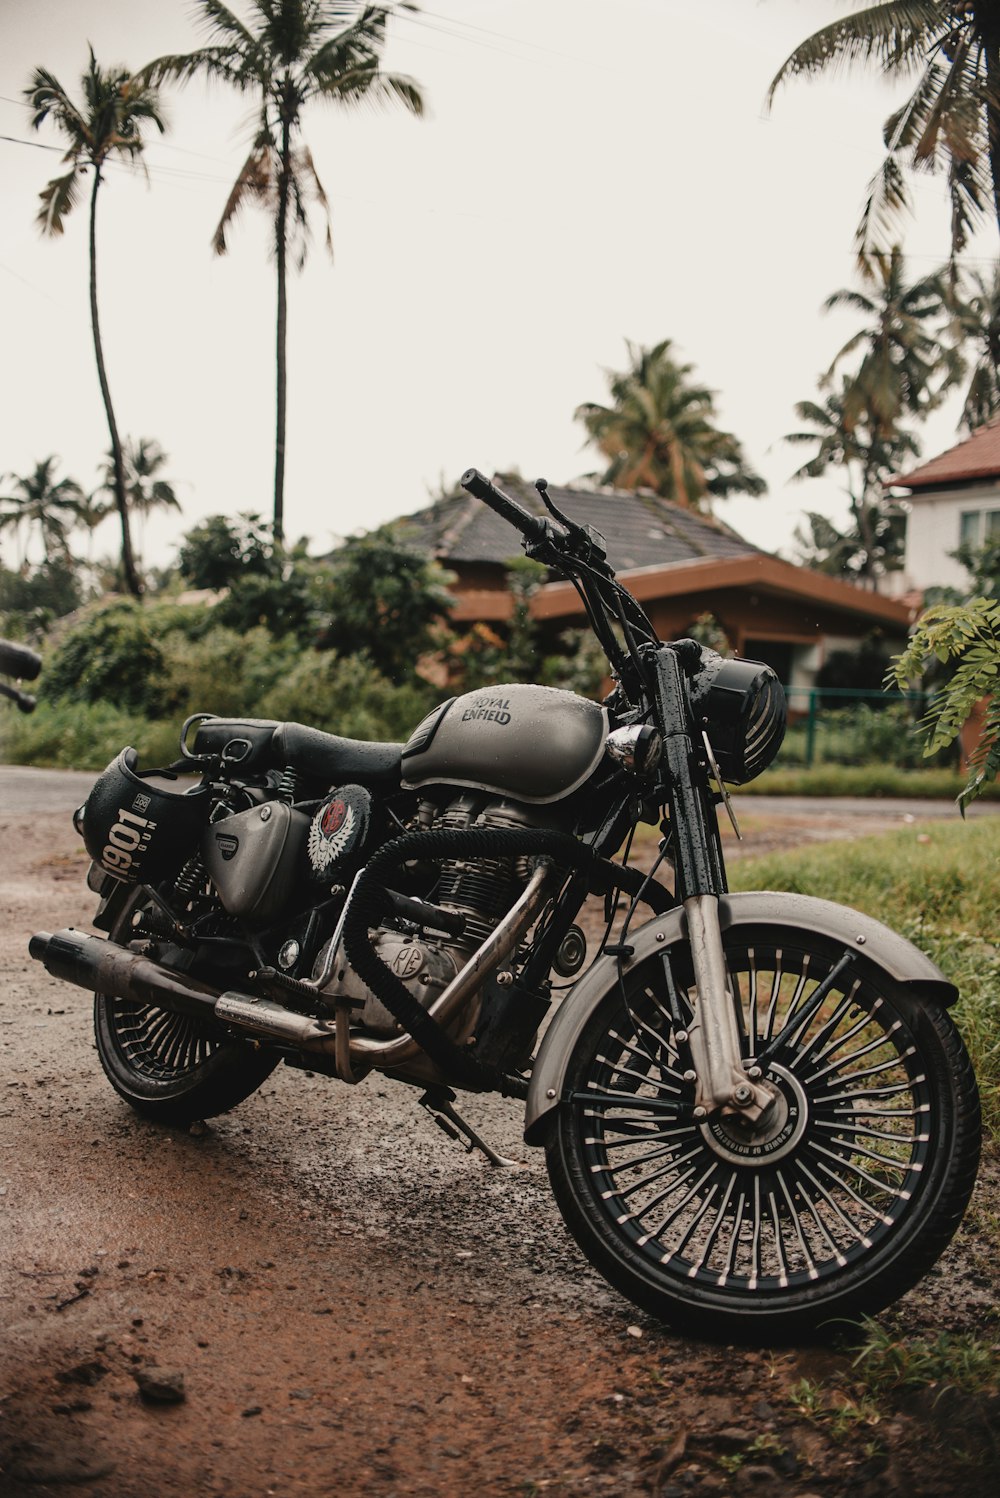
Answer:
(273, 104, 292, 547)
(88, 167, 142, 597)
(982, 6, 1000, 244)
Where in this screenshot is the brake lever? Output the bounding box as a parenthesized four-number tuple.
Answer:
(533, 478, 609, 568)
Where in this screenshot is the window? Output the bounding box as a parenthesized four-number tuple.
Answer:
(959, 508, 1000, 548)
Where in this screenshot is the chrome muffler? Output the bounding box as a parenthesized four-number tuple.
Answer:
(28, 929, 333, 1047)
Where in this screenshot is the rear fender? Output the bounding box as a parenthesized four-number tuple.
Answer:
(523, 890, 957, 1146)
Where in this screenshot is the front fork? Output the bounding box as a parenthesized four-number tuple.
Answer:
(653, 647, 775, 1121)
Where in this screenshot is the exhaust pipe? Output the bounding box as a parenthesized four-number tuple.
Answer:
(28, 929, 336, 1049)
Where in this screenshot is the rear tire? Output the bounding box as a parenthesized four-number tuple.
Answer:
(93, 889, 278, 1125)
(545, 924, 981, 1339)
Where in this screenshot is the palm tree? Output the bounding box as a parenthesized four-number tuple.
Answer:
(0, 457, 86, 567)
(144, 1, 424, 544)
(574, 339, 766, 511)
(25, 51, 165, 598)
(784, 381, 918, 586)
(98, 437, 181, 563)
(768, 4, 1000, 268)
(945, 261, 1000, 429)
(823, 248, 963, 435)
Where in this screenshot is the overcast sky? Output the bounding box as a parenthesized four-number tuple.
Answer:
(1, 0, 994, 572)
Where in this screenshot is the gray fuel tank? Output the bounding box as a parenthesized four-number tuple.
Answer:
(400, 683, 608, 803)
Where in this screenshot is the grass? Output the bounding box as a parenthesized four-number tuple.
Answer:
(742, 763, 1000, 799)
(729, 818, 1000, 1142)
(852, 1321, 1000, 1400)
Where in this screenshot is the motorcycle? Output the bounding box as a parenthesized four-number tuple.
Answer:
(29, 469, 980, 1339)
(0, 636, 41, 713)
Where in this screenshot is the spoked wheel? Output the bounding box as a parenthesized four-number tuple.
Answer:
(546, 925, 981, 1339)
(93, 890, 278, 1125)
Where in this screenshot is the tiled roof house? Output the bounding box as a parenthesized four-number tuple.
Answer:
(397, 478, 914, 690)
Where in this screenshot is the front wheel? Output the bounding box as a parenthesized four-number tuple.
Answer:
(545, 925, 981, 1339)
(93, 889, 278, 1126)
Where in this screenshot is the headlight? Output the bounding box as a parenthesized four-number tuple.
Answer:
(687, 650, 786, 785)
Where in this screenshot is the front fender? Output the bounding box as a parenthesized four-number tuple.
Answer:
(523, 890, 957, 1146)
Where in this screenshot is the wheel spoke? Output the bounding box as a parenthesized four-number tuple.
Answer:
(106, 998, 220, 1081)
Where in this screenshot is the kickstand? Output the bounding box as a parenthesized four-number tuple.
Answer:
(419, 1089, 521, 1169)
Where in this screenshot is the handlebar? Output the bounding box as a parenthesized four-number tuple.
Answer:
(460, 468, 550, 544)
(0, 639, 41, 681)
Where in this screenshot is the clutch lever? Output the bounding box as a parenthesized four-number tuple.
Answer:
(533, 478, 609, 568)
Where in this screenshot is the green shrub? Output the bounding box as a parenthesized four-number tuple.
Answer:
(1, 699, 180, 770)
(42, 600, 166, 714)
(158, 625, 298, 720)
(779, 700, 949, 770)
(256, 651, 439, 741)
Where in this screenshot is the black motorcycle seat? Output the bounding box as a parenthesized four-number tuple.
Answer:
(271, 721, 403, 784)
(191, 717, 402, 785)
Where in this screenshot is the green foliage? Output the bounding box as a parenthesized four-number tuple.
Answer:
(1, 697, 179, 770)
(575, 338, 765, 509)
(950, 536, 1000, 602)
(741, 764, 999, 799)
(316, 529, 455, 682)
(157, 625, 298, 719)
(729, 818, 1000, 1138)
(175, 513, 317, 642)
(891, 598, 1000, 809)
(0, 557, 84, 628)
(42, 600, 166, 714)
(786, 251, 960, 584)
(778, 698, 950, 771)
(256, 652, 438, 741)
(0, 456, 86, 565)
(769, 5, 1000, 266)
(853, 1320, 1000, 1400)
(177, 513, 276, 590)
(686, 613, 732, 657)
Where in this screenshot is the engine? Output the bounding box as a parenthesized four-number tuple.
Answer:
(315, 792, 543, 1036)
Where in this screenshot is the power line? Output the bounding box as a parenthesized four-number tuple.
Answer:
(0, 131, 61, 152)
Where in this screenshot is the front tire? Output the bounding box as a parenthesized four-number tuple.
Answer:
(93, 889, 278, 1125)
(545, 925, 980, 1339)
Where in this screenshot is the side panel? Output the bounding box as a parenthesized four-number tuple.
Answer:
(523, 891, 958, 1145)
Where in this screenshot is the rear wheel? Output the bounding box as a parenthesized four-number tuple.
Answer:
(93, 889, 278, 1125)
(545, 925, 981, 1339)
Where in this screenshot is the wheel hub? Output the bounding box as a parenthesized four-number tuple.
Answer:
(700, 1063, 808, 1165)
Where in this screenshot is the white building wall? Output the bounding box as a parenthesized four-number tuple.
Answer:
(902, 480, 1000, 593)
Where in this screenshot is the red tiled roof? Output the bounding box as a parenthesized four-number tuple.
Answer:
(895, 416, 1000, 490)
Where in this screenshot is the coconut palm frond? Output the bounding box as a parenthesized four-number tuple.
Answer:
(295, 145, 333, 257)
(771, 3, 1000, 259)
(213, 138, 277, 253)
(767, 1, 942, 103)
(855, 153, 912, 270)
(35, 167, 80, 235)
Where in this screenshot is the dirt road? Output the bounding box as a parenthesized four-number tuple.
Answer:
(1, 772, 997, 1497)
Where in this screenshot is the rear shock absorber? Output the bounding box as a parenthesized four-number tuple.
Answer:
(277, 764, 298, 803)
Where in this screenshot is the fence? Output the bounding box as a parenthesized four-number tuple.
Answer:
(780, 685, 936, 770)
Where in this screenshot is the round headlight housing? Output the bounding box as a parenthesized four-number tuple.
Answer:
(687, 651, 786, 785)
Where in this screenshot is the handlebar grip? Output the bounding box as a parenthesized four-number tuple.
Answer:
(0, 639, 41, 681)
(460, 467, 548, 543)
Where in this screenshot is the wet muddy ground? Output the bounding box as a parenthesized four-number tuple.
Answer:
(1, 772, 997, 1496)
